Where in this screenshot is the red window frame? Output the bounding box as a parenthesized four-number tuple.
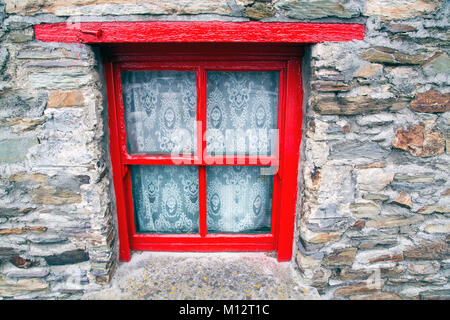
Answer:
(34, 21, 364, 263)
(103, 44, 303, 262)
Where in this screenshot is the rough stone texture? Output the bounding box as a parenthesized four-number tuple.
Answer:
(44, 249, 90, 266)
(404, 241, 448, 260)
(392, 192, 413, 208)
(393, 122, 445, 157)
(0, 0, 449, 301)
(47, 90, 85, 108)
(422, 53, 450, 77)
(356, 168, 394, 192)
(419, 289, 450, 300)
(334, 281, 383, 296)
(276, 0, 362, 20)
(322, 248, 357, 267)
(4, 0, 233, 16)
(244, 1, 275, 20)
(364, 0, 442, 21)
(0, 137, 39, 162)
(410, 90, 450, 113)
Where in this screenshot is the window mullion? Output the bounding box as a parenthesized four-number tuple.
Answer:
(199, 167, 207, 237)
(198, 66, 208, 237)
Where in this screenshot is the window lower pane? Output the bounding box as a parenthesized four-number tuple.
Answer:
(206, 166, 273, 233)
(130, 165, 199, 233)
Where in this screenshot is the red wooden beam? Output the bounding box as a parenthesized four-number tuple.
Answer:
(34, 21, 364, 44)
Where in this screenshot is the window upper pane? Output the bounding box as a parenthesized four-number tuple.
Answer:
(121, 71, 197, 155)
(206, 166, 273, 233)
(206, 71, 279, 156)
(130, 165, 199, 234)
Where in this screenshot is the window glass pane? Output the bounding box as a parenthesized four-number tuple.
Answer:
(122, 71, 197, 155)
(206, 71, 279, 156)
(206, 166, 273, 233)
(130, 165, 199, 233)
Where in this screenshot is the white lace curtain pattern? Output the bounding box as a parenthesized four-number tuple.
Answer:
(131, 165, 200, 233)
(206, 71, 279, 156)
(131, 165, 273, 234)
(207, 166, 273, 233)
(122, 71, 197, 155)
(122, 71, 277, 234)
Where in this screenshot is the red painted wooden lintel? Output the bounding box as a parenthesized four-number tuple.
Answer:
(34, 21, 364, 44)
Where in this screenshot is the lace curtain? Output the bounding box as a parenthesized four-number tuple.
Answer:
(131, 165, 199, 233)
(122, 71, 197, 155)
(123, 71, 277, 234)
(206, 71, 279, 156)
(207, 166, 273, 233)
(131, 165, 273, 234)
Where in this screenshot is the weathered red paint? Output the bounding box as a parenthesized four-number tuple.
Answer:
(104, 61, 131, 262)
(35, 21, 364, 44)
(277, 58, 303, 261)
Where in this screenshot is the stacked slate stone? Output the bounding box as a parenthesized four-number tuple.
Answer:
(298, 0, 449, 300)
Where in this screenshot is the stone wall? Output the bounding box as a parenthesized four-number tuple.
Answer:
(0, 1, 115, 298)
(0, 0, 448, 299)
(297, 2, 449, 299)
